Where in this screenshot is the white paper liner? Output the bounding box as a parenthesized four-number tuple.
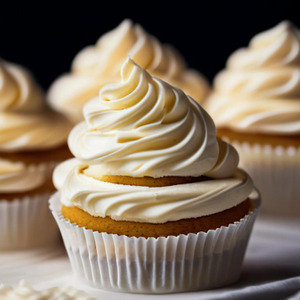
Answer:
(225, 139, 300, 216)
(0, 193, 60, 250)
(50, 192, 260, 293)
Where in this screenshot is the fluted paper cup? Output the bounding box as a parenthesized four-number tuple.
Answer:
(228, 140, 300, 217)
(50, 192, 260, 294)
(0, 193, 60, 250)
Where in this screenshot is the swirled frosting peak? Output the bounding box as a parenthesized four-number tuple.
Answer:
(69, 58, 218, 178)
(0, 59, 72, 152)
(206, 21, 300, 135)
(47, 19, 209, 123)
(0, 60, 44, 112)
(54, 59, 253, 223)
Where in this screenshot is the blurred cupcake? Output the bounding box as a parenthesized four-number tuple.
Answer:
(205, 21, 300, 216)
(50, 58, 259, 293)
(47, 19, 209, 123)
(0, 59, 72, 249)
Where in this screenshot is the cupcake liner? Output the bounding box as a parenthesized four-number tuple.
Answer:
(227, 140, 300, 216)
(0, 193, 60, 250)
(50, 192, 260, 293)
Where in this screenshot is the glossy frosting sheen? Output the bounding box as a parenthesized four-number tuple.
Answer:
(54, 59, 253, 223)
(0, 59, 72, 193)
(206, 21, 300, 135)
(48, 19, 209, 123)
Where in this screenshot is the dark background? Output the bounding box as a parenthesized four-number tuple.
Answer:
(1, 1, 299, 90)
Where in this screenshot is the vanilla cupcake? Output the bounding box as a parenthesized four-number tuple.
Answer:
(205, 21, 300, 217)
(47, 19, 209, 123)
(49, 58, 259, 293)
(0, 59, 72, 249)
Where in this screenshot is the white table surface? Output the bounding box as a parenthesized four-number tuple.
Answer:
(1, 215, 300, 300)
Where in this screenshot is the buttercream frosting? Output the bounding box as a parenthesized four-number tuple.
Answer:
(205, 21, 300, 135)
(0, 280, 94, 300)
(0, 159, 54, 193)
(55, 160, 252, 223)
(47, 19, 209, 123)
(69, 58, 218, 178)
(54, 58, 253, 223)
(0, 59, 72, 194)
(0, 60, 72, 151)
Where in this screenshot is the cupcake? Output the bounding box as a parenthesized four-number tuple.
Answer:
(205, 21, 300, 217)
(47, 19, 209, 123)
(0, 59, 72, 249)
(50, 58, 259, 293)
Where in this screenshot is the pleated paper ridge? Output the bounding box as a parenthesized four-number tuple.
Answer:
(228, 139, 300, 216)
(50, 192, 259, 293)
(0, 193, 59, 249)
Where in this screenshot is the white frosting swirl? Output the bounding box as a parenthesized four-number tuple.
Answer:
(206, 21, 300, 135)
(0, 60, 44, 112)
(69, 58, 218, 178)
(55, 160, 252, 223)
(54, 59, 253, 223)
(0, 280, 94, 300)
(0, 59, 72, 194)
(0, 159, 54, 193)
(48, 19, 209, 123)
(0, 60, 72, 151)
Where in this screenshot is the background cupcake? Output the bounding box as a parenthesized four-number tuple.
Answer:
(47, 19, 209, 123)
(0, 58, 72, 249)
(205, 21, 300, 217)
(50, 58, 259, 293)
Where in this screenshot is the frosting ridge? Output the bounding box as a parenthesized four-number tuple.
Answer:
(48, 19, 209, 123)
(0, 159, 54, 193)
(0, 59, 72, 152)
(55, 160, 252, 223)
(69, 58, 218, 178)
(206, 21, 300, 135)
